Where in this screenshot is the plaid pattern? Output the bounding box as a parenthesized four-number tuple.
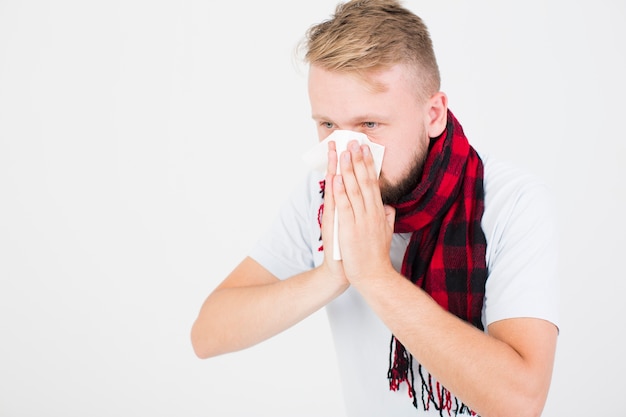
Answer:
(388, 110, 487, 410)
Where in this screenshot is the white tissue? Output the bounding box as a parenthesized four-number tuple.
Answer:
(301, 130, 385, 260)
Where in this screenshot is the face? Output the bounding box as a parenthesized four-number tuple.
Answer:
(308, 64, 432, 205)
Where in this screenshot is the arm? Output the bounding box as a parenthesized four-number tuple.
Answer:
(191, 160, 351, 359)
(190, 256, 348, 359)
(329, 141, 557, 417)
(352, 271, 557, 417)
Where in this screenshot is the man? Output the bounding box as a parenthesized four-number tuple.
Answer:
(191, 0, 559, 416)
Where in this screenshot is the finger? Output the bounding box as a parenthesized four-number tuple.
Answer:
(338, 146, 366, 217)
(384, 205, 396, 230)
(323, 140, 338, 243)
(333, 173, 354, 223)
(332, 173, 356, 260)
(340, 141, 382, 216)
(360, 144, 380, 182)
(351, 142, 381, 209)
(326, 140, 338, 178)
(321, 171, 337, 256)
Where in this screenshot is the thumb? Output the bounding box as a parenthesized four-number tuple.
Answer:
(384, 205, 396, 231)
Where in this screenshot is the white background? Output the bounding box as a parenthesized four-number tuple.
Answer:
(1, 1, 625, 416)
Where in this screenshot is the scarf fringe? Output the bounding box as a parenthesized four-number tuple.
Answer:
(387, 336, 418, 407)
(388, 336, 476, 415)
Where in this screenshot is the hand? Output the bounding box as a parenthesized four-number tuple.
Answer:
(331, 140, 396, 285)
(320, 140, 349, 287)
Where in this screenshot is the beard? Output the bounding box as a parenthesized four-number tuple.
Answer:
(379, 138, 430, 206)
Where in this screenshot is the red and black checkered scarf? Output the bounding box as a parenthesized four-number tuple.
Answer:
(387, 110, 488, 410)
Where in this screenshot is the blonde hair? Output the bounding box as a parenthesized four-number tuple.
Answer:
(300, 0, 440, 98)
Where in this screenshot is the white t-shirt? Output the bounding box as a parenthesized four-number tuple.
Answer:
(250, 154, 560, 416)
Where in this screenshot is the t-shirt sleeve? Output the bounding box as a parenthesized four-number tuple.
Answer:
(249, 171, 324, 280)
(482, 160, 560, 330)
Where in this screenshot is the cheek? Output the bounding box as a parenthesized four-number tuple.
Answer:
(368, 137, 398, 178)
(380, 139, 427, 183)
(380, 147, 409, 182)
(375, 125, 429, 182)
(315, 126, 330, 142)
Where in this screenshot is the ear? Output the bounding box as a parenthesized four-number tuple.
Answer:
(426, 92, 448, 138)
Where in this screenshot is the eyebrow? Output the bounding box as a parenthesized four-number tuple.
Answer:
(311, 113, 386, 123)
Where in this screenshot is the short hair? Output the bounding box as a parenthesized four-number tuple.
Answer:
(301, 0, 440, 98)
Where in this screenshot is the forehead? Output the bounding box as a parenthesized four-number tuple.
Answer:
(308, 63, 415, 89)
(307, 64, 420, 117)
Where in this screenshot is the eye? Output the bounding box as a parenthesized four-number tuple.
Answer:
(363, 121, 378, 129)
(320, 121, 334, 129)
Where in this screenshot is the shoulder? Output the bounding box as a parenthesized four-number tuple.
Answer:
(481, 153, 557, 244)
(479, 153, 560, 328)
(482, 153, 554, 208)
(249, 169, 325, 280)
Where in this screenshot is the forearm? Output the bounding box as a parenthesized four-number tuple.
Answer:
(354, 272, 554, 417)
(191, 266, 348, 359)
